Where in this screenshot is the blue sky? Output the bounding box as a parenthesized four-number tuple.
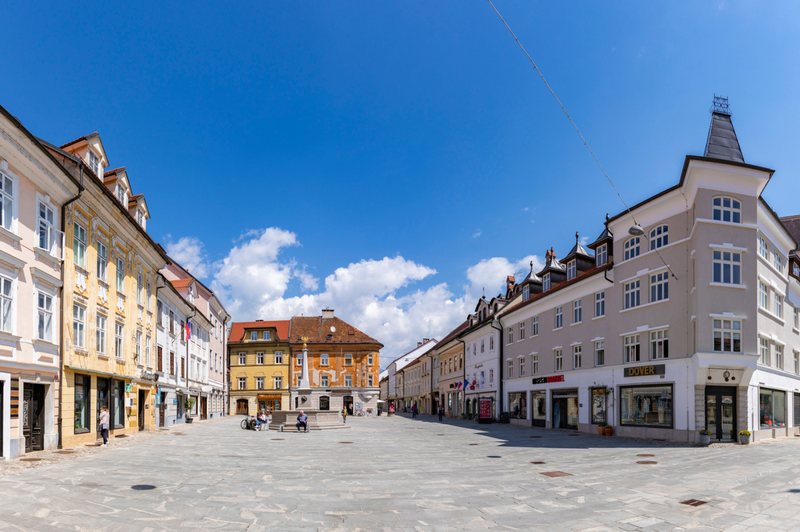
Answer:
(5, 2, 800, 364)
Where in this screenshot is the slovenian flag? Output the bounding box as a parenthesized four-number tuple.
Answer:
(185, 318, 191, 341)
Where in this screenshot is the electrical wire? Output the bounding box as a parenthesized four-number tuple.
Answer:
(486, 0, 678, 280)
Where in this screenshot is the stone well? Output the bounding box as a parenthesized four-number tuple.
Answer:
(269, 410, 351, 431)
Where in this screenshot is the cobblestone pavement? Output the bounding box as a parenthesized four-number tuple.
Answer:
(2, 414, 800, 531)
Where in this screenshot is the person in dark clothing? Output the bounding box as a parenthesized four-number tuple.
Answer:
(438, 405, 444, 421)
(296, 410, 308, 432)
(411, 404, 418, 419)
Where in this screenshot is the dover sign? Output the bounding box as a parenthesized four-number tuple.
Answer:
(624, 364, 665, 377)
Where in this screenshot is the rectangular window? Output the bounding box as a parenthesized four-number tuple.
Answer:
(368, 375, 374, 386)
(507, 359, 513, 379)
(542, 273, 550, 291)
(275, 351, 283, 364)
(795, 351, 799, 374)
(115, 257, 125, 292)
(776, 345, 784, 370)
(795, 307, 799, 329)
(713, 197, 741, 223)
(263, 330, 271, 340)
(321, 374, 329, 387)
(624, 237, 640, 261)
(481, 339, 485, 352)
(595, 341, 605, 366)
(320, 353, 329, 365)
(256, 377, 264, 389)
(555, 307, 563, 329)
(113, 380, 125, 429)
(504, 327, 511, 344)
(471, 343, 476, 357)
(0, 173, 13, 231)
(760, 282, 769, 309)
(759, 388, 785, 429)
(345, 375, 352, 387)
(257, 352, 264, 364)
(38, 201, 56, 254)
(775, 293, 783, 318)
(181, 358, 185, 378)
(95, 315, 106, 354)
(650, 329, 669, 359)
(624, 280, 640, 309)
(573, 300, 582, 323)
(94, 243, 108, 283)
(523, 285, 530, 301)
(594, 292, 605, 318)
(759, 237, 769, 259)
(135, 331, 142, 363)
(596, 244, 608, 266)
(774, 251, 782, 272)
(624, 334, 640, 363)
(115, 322, 124, 359)
(73, 223, 86, 268)
(35, 291, 52, 341)
(532, 354, 539, 374)
(170, 352, 175, 374)
(250, 331, 257, 341)
(519, 322, 525, 340)
(368, 353, 373, 365)
(73, 304, 86, 349)
(760, 337, 770, 365)
(567, 260, 576, 280)
(489, 368, 494, 384)
(620, 385, 673, 428)
(555, 349, 563, 371)
(158, 346, 163, 372)
(345, 353, 353, 366)
(712, 250, 741, 285)
(713, 319, 741, 352)
(146, 281, 151, 311)
(239, 353, 246, 365)
(650, 272, 669, 302)
(573, 345, 582, 368)
(519, 357, 525, 377)
(238, 377, 246, 390)
(591, 388, 607, 424)
(137, 274, 143, 305)
(73, 374, 90, 433)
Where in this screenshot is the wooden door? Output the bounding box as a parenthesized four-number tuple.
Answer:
(159, 392, 167, 427)
(138, 390, 146, 431)
(23, 385, 45, 452)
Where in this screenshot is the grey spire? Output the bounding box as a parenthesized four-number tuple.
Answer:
(704, 96, 744, 163)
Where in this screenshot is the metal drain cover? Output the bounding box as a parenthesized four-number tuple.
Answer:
(530, 461, 546, 464)
(637, 461, 658, 465)
(680, 499, 707, 507)
(131, 485, 156, 491)
(540, 471, 572, 478)
(20, 458, 42, 462)
(637, 454, 655, 457)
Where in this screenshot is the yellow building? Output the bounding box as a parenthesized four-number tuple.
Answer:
(228, 321, 291, 415)
(42, 133, 168, 447)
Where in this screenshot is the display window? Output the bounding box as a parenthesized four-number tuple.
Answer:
(74, 374, 91, 433)
(620, 384, 672, 428)
(591, 388, 607, 424)
(509, 392, 527, 419)
(759, 388, 786, 429)
(532, 391, 546, 427)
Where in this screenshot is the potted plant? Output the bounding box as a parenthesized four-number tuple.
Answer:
(185, 398, 196, 423)
(698, 429, 711, 445)
(604, 424, 613, 436)
(597, 422, 607, 435)
(739, 430, 751, 445)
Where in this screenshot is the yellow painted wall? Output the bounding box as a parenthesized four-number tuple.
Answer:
(228, 331, 290, 415)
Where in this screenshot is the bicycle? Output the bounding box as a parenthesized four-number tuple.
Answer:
(240, 415, 258, 430)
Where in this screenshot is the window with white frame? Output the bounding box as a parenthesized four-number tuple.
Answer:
(542, 273, 550, 291)
(624, 334, 640, 363)
(573, 300, 582, 323)
(596, 244, 607, 266)
(72, 304, 86, 348)
(555, 306, 563, 329)
(471, 343, 476, 357)
(275, 351, 283, 364)
(238, 377, 246, 390)
(507, 327, 513, 344)
(759, 237, 768, 260)
(320, 353, 328, 365)
(263, 330, 270, 340)
(649, 225, 668, 250)
(507, 359, 513, 379)
(0, 172, 13, 231)
(532, 353, 539, 374)
(489, 335, 494, 350)
(760, 337, 770, 365)
(567, 260, 576, 280)
(87, 149, 101, 176)
(650, 329, 668, 359)
(555, 349, 563, 371)
(776, 344, 784, 369)
(36, 291, 53, 341)
(519, 357, 525, 376)
(712, 250, 741, 284)
(759, 282, 769, 309)
(345, 353, 353, 366)
(795, 307, 799, 329)
(595, 291, 605, 317)
(146, 336, 151, 366)
(519, 321, 525, 340)
(93, 314, 106, 355)
(532, 316, 539, 336)
(250, 331, 257, 341)
(135, 331, 142, 363)
(137, 274, 143, 305)
(795, 351, 799, 374)
(651, 272, 669, 302)
(255, 377, 264, 389)
(37, 201, 56, 254)
(624, 237, 640, 261)
(321, 374, 329, 387)
(345, 375, 352, 387)
(713, 196, 741, 223)
(624, 280, 640, 309)
(115, 322, 124, 359)
(713, 319, 741, 352)
(96, 242, 108, 282)
(774, 251, 782, 272)
(775, 293, 783, 318)
(257, 352, 264, 364)
(73, 223, 87, 268)
(573, 345, 582, 368)
(239, 353, 246, 365)
(368, 375, 374, 386)
(146, 281, 151, 311)
(595, 341, 605, 366)
(115, 257, 124, 292)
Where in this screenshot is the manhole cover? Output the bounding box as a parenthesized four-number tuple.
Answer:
(540, 471, 572, 478)
(531, 461, 546, 465)
(131, 485, 156, 491)
(437, 434, 445, 436)
(637, 454, 655, 457)
(680, 499, 707, 507)
(487, 456, 501, 458)
(339, 442, 353, 444)
(468, 444, 479, 446)
(637, 461, 658, 465)
(20, 458, 42, 462)
(271, 439, 285, 441)
(115, 434, 128, 438)
(55, 451, 75, 454)
(171, 432, 186, 435)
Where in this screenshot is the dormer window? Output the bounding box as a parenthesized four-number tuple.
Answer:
(542, 273, 551, 292)
(87, 150, 101, 176)
(523, 285, 530, 301)
(116, 185, 127, 207)
(596, 244, 607, 266)
(136, 209, 145, 227)
(566, 260, 576, 280)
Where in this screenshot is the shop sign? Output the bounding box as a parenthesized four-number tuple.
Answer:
(624, 364, 665, 378)
(142, 371, 156, 381)
(479, 397, 492, 419)
(531, 375, 565, 385)
(125, 383, 133, 392)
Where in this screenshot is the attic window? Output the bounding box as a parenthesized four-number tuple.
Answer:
(523, 285, 530, 301)
(326, 335, 332, 341)
(87, 149, 101, 176)
(567, 260, 576, 280)
(348, 330, 354, 335)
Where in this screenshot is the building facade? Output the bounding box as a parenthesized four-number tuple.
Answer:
(385, 339, 436, 411)
(228, 320, 291, 415)
(436, 322, 467, 418)
(289, 310, 381, 415)
(0, 107, 81, 458)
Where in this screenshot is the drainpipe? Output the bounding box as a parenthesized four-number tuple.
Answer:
(490, 317, 504, 421)
(186, 308, 196, 418)
(58, 165, 83, 449)
(457, 337, 467, 418)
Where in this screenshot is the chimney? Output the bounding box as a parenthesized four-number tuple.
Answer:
(506, 275, 515, 292)
(417, 341, 422, 348)
(423, 338, 430, 344)
(321, 308, 334, 319)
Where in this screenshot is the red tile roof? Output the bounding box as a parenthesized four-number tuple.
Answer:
(501, 264, 612, 317)
(104, 167, 125, 176)
(289, 316, 382, 347)
(229, 320, 291, 343)
(170, 279, 193, 290)
(60, 132, 98, 149)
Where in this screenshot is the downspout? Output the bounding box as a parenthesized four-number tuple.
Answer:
(490, 318, 503, 421)
(186, 308, 196, 417)
(457, 337, 467, 418)
(58, 165, 83, 449)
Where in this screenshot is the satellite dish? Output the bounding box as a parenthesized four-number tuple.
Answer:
(331, 326, 336, 332)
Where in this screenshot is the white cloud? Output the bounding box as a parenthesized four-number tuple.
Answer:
(206, 227, 544, 367)
(164, 236, 210, 278)
(473, 230, 482, 238)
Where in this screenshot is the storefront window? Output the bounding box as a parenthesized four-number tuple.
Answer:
(74, 374, 90, 433)
(532, 391, 546, 426)
(114, 380, 125, 428)
(760, 388, 786, 429)
(591, 388, 607, 424)
(620, 385, 672, 428)
(509, 392, 527, 419)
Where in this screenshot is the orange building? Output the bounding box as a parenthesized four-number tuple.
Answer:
(289, 309, 382, 415)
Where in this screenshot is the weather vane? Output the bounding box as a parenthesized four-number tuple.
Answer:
(301, 336, 308, 349)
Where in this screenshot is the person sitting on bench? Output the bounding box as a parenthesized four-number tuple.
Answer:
(296, 410, 309, 432)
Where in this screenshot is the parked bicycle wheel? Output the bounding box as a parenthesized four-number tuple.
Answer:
(241, 418, 248, 430)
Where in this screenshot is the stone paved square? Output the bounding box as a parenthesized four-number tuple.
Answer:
(2, 415, 800, 531)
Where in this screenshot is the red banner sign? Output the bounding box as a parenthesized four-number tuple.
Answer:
(479, 397, 492, 419)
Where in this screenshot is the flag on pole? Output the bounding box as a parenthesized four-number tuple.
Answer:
(185, 318, 191, 341)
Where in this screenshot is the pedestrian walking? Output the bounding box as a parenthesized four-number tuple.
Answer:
(99, 406, 110, 447)
(412, 404, 418, 419)
(438, 405, 444, 422)
(342, 407, 347, 424)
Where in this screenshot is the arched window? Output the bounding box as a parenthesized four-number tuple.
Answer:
(713, 196, 741, 223)
(649, 225, 668, 250)
(624, 237, 640, 261)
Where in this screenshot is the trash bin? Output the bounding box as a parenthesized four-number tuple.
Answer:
(499, 412, 510, 424)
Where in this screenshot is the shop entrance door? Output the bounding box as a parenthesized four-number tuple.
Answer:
(159, 393, 167, 427)
(343, 396, 354, 415)
(706, 386, 736, 441)
(200, 397, 207, 420)
(552, 391, 578, 430)
(236, 399, 248, 415)
(138, 390, 146, 431)
(23, 384, 45, 452)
